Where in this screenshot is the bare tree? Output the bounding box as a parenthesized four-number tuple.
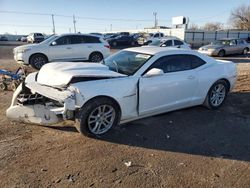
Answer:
(188, 23, 199, 30)
(202, 22, 224, 31)
(230, 4, 250, 30)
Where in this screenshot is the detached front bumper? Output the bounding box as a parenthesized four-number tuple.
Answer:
(6, 75, 76, 125)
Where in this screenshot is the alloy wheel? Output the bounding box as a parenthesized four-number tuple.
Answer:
(210, 83, 226, 107)
(87, 105, 116, 135)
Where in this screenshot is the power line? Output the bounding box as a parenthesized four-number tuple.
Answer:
(0, 10, 154, 22)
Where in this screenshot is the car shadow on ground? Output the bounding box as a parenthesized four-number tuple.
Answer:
(218, 54, 250, 63)
(99, 92, 250, 162)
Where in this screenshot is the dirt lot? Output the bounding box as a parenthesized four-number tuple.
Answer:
(0, 42, 250, 188)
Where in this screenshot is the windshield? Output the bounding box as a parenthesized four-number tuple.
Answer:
(149, 40, 162, 46)
(104, 51, 152, 76)
(39, 35, 58, 44)
(212, 40, 231, 45)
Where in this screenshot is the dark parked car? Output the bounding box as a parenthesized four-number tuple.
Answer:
(108, 35, 138, 47)
(0, 36, 8, 41)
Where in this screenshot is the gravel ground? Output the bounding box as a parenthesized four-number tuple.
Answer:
(0, 42, 249, 188)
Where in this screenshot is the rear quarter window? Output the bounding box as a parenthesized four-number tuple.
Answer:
(83, 36, 101, 43)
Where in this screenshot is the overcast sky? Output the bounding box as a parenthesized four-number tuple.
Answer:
(0, 0, 249, 35)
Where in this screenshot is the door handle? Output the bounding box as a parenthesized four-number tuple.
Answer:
(66, 47, 72, 49)
(87, 46, 92, 48)
(187, 75, 195, 80)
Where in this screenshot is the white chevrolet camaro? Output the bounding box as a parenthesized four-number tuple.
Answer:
(7, 47, 237, 137)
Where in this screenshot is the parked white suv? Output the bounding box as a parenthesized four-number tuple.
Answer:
(27, 33, 44, 43)
(13, 34, 111, 69)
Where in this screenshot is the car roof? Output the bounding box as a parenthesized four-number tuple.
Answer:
(59, 33, 101, 37)
(125, 46, 189, 55)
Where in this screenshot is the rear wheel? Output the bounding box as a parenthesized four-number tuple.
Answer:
(30, 54, 48, 70)
(204, 80, 229, 109)
(218, 50, 225, 57)
(75, 97, 120, 137)
(89, 52, 103, 62)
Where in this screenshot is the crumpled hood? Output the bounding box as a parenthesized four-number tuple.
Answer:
(200, 44, 223, 50)
(37, 62, 126, 87)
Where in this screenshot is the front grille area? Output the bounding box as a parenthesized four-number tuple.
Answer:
(17, 93, 48, 105)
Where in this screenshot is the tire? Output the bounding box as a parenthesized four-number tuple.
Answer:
(0, 82, 7, 91)
(218, 50, 225, 57)
(204, 80, 229, 110)
(242, 48, 249, 55)
(29, 54, 48, 70)
(75, 97, 120, 137)
(89, 52, 103, 62)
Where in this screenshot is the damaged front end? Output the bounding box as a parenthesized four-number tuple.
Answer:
(6, 73, 76, 125)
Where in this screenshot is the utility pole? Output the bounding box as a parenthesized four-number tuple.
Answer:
(110, 24, 112, 31)
(69, 28, 71, 33)
(73, 14, 76, 33)
(153, 12, 157, 29)
(52, 14, 55, 34)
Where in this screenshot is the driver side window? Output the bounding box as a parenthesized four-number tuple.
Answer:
(162, 40, 172, 47)
(55, 36, 71, 45)
(148, 55, 192, 73)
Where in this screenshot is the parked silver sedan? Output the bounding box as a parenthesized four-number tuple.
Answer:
(198, 38, 249, 57)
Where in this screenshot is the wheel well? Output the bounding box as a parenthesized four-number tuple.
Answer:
(89, 51, 103, 59)
(218, 78, 230, 91)
(29, 53, 48, 64)
(219, 49, 225, 53)
(244, 47, 249, 51)
(82, 95, 122, 116)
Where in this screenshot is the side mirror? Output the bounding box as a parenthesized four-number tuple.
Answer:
(143, 68, 164, 78)
(161, 44, 166, 47)
(51, 41, 57, 46)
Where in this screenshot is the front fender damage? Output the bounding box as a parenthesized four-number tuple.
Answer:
(6, 83, 77, 125)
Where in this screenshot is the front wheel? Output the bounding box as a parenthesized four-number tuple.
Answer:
(75, 97, 120, 137)
(30, 54, 48, 70)
(218, 50, 225, 57)
(204, 80, 229, 109)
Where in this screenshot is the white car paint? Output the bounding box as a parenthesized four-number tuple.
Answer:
(146, 37, 191, 49)
(7, 47, 237, 127)
(13, 33, 110, 65)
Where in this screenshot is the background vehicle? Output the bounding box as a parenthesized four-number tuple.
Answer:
(7, 47, 237, 137)
(107, 34, 138, 47)
(21, 35, 28, 42)
(13, 33, 110, 69)
(0, 36, 8, 41)
(146, 37, 191, 49)
(198, 38, 250, 57)
(144, 32, 165, 45)
(27, 33, 44, 43)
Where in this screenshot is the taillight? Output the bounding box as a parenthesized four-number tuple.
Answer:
(104, 45, 110, 49)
